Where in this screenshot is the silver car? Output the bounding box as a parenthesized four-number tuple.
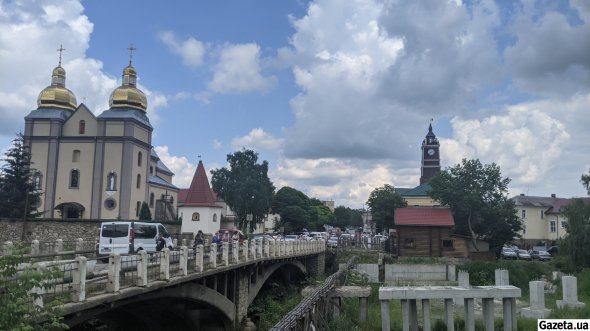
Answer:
(517, 249, 531, 260)
(501, 247, 517, 259)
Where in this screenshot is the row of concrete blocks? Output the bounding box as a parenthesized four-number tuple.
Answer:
(3, 239, 88, 256)
(302, 286, 372, 323)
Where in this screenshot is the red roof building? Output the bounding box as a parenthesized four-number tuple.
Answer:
(178, 160, 218, 208)
(394, 207, 454, 227)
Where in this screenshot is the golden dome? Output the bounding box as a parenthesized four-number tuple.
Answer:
(37, 65, 77, 110)
(109, 64, 147, 111)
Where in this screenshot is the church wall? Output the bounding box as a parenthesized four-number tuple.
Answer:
(32, 122, 51, 136)
(62, 109, 97, 136)
(55, 142, 95, 217)
(134, 126, 149, 143)
(157, 171, 173, 183)
(30, 141, 49, 213)
(404, 196, 439, 207)
(148, 185, 178, 218)
(127, 144, 150, 219)
(105, 122, 124, 136)
(102, 142, 123, 218)
(179, 206, 221, 235)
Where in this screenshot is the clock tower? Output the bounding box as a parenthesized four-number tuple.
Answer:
(420, 123, 441, 184)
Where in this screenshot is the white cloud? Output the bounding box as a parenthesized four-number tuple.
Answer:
(208, 43, 277, 94)
(212, 139, 223, 150)
(158, 31, 206, 69)
(231, 128, 284, 151)
(154, 145, 196, 189)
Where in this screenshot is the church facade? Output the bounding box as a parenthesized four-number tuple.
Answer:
(23, 55, 178, 220)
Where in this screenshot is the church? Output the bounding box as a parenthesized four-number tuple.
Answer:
(23, 49, 178, 220)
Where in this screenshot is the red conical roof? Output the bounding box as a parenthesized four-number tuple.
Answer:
(182, 160, 219, 207)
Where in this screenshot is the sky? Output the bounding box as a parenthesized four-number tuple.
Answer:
(1, 0, 589, 209)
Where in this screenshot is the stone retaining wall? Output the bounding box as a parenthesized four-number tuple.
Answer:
(0, 218, 182, 243)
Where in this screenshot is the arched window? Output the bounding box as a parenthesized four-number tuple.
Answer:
(79, 120, 85, 134)
(170, 196, 174, 205)
(192, 212, 200, 221)
(72, 150, 80, 162)
(136, 174, 141, 189)
(137, 152, 142, 167)
(149, 193, 154, 207)
(149, 166, 153, 175)
(213, 214, 217, 222)
(106, 172, 117, 191)
(70, 169, 79, 188)
(33, 172, 43, 190)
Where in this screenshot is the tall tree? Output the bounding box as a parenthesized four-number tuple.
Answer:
(560, 198, 590, 268)
(272, 186, 314, 233)
(211, 149, 275, 233)
(314, 204, 335, 230)
(333, 206, 363, 229)
(366, 184, 407, 232)
(0, 133, 41, 219)
(139, 201, 152, 220)
(582, 171, 590, 195)
(428, 159, 521, 250)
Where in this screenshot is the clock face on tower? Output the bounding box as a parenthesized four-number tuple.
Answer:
(427, 148, 435, 156)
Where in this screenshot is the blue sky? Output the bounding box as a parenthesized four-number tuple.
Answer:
(1, 0, 589, 208)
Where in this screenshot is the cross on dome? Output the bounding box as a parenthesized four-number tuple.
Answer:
(57, 44, 66, 65)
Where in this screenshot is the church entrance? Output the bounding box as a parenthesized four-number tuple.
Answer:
(55, 202, 85, 219)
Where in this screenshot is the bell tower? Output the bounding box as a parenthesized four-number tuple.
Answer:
(420, 123, 441, 184)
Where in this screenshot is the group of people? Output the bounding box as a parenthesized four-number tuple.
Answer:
(192, 229, 243, 249)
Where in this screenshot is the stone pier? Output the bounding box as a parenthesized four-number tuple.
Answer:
(521, 281, 551, 318)
(556, 276, 586, 309)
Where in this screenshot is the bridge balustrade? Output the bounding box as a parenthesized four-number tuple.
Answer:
(10, 239, 325, 309)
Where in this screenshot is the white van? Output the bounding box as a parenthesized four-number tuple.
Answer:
(96, 222, 173, 257)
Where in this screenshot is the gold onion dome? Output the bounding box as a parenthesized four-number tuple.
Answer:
(109, 64, 147, 111)
(37, 65, 77, 110)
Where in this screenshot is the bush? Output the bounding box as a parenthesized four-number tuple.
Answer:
(459, 260, 551, 291)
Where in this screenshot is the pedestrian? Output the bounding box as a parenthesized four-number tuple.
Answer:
(194, 230, 204, 248)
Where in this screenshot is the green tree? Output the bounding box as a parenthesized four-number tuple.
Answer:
(428, 159, 521, 251)
(0, 133, 41, 219)
(366, 184, 407, 232)
(582, 171, 590, 195)
(211, 149, 275, 233)
(314, 204, 335, 230)
(333, 206, 363, 229)
(272, 186, 315, 233)
(0, 245, 67, 330)
(560, 199, 590, 268)
(139, 201, 152, 220)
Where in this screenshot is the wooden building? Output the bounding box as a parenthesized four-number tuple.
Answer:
(395, 207, 468, 258)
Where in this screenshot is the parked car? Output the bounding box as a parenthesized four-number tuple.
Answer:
(516, 249, 531, 260)
(284, 234, 299, 241)
(500, 247, 518, 259)
(530, 250, 552, 261)
(96, 222, 173, 259)
(327, 236, 338, 248)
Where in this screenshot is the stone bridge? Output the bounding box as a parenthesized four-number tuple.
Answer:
(7, 239, 325, 330)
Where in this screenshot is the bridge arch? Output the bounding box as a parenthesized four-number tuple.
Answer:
(248, 260, 307, 304)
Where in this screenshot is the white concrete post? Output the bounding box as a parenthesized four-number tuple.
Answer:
(444, 298, 455, 331)
(210, 244, 217, 269)
(456, 271, 470, 306)
(250, 240, 256, 260)
(380, 299, 391, 331)
(160, 248, 170, 280)
(71, 256, 87, 302)
(521, 281, 551, 319)
(173, 238, 178, 247)
(495, 269, 509, 286)
(179, 246, 188, 276)
(422, 299, 431, 331)
(278, 240, 283, 256)
(75, 238, 84, 253)
(264, 239, 269, 257)
(222, 242, 229, 266)
(107, 254, 121, 293)
(31, 264, 45, 308)
(482, 298, 495, 331)
(181, 238, 186, 247)
(557, 276, 586, 309)
(269, 240, 275, 257)
(464, 298, 475, 331)
(232, 240, 239, 264)
(137, 250, 148, 287)
(256, 240, 262, 259)
(401, 299, 410, 331)
(31, 239, 40, 255)
(55, 239, 63, 254)
(360, 297, 369, 322)
(243, 240, 249, 262)
(195, 245, 204, 273)
(2, 241, 13, 255)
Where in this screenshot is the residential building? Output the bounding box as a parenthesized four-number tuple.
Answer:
(23, 54, 177, 220)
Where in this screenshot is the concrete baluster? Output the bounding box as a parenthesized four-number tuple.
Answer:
(173, 238, 178, 247)
(181, 238, 186, 247)
(264, 239, 269, 257)
(161, 247, 170, 280)
(521, 280, 550, 318)
(31, 264, 45, 308)
(250, 240, 256, 260)
(55, 239, 63, 257)
(557, 276, 586, 309)
(232, 240, 239, 264)
(422, 299, 431, 331)
(495, 269, 509, 286)
(107, 253, 121, 292)
(31, 239, 40, 255)
(444, 298, 455, 331)
(137, 250, 148, 287)
(269, 240, 275, 257)
(482, 298, 494, 331)
(210, 244, 217, 269)
(195, 244, 204, 272)
(222, 242, 229, 266)
(464, 298, 475, 331)
(71, 256, 87, 302)
(243, 240, 249, 262)
(179, 246, 188, 276)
